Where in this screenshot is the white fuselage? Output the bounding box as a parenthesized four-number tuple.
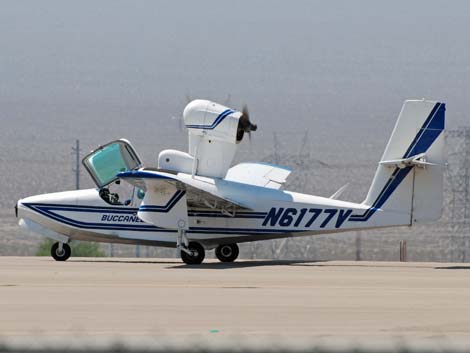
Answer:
(16, 179, 405, 249)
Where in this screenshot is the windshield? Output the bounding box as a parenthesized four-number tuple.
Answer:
(82, 140, 142, 188)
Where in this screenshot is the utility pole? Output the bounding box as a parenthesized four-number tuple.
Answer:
(72, 139, 80, 190)
(355, 231, 362, 261)
(299, 130, 309, 158)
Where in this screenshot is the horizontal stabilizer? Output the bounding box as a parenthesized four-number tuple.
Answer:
(379, 153, 436, 169)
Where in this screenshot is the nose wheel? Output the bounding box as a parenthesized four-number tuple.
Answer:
(180, 242, 205, 265)
(215, 243, 239, 263)
(51, 242, 71, 261)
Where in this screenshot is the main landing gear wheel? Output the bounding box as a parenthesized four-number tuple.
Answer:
(181, 242, 205, 265)
(51, 242, 71, 261)
(215, 243, 239, 263)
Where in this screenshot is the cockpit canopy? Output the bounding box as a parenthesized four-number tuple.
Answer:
(82, 139, 142, 188)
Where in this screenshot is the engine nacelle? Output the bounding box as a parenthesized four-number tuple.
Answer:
(182, 99, 256, 178)
(184, 100, 244, 144)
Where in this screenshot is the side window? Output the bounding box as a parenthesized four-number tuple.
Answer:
(83, 140, 142, 188)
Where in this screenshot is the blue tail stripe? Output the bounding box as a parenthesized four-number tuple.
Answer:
(373, 166, 413, 210)
(406, 127, 442, 158)
(426, 103, 445, 131)
(402, 103, 441, 158)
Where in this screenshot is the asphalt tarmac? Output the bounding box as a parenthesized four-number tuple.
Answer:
(1, 257, 469, 340)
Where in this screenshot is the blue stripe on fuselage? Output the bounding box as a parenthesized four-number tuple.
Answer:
(21, 203, 271, 234)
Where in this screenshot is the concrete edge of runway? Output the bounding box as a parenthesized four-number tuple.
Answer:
(1, 336, 470, 353)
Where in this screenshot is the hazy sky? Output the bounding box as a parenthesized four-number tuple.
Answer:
(2, 1, 469, 128)
(1, 0, 470, 202)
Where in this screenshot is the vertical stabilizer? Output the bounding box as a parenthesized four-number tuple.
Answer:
(350, 100, 445, 226)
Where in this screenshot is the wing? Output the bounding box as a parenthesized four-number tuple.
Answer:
(224, 162, 292, 189)
(118, 169, 252, 228)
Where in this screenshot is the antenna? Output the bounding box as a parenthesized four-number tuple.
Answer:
(72, 139, 81, 190)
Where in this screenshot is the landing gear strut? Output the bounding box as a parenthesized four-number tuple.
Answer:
(51, 242, 71, 261)
(215, 243, 239, 263)
(176, 226, 205, 265)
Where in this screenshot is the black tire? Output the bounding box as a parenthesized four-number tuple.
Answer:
(215, 243, 239, 263)
(181, 242, 205, 265)
(51, 242, 71, 261)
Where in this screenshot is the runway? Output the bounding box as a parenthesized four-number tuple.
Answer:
(1, 257, 470, 341)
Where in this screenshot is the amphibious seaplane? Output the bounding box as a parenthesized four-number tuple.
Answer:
(16, 99, 445, 264)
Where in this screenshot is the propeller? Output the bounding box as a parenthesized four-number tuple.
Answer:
(237, 104, 257, 142)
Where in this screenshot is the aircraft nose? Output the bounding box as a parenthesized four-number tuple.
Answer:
(16, 197, 33, 220)
(15, 198, 29, 217)
(16, 194, 55, 220)
(16, 191, 81, 221)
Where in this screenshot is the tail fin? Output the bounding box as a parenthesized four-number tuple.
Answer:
(351, 100, 445, 225)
